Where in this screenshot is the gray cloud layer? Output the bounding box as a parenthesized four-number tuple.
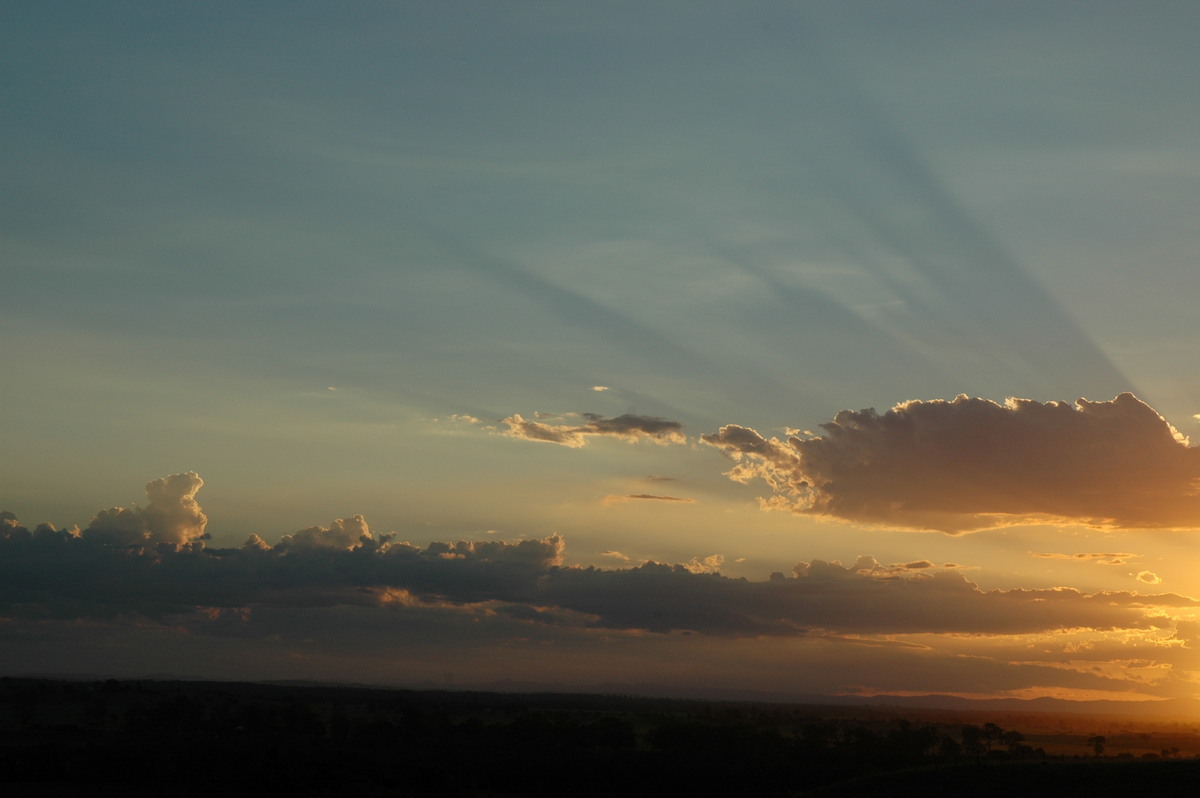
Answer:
(704, 393, 1200, 533)
(2, 474, 1192, 643)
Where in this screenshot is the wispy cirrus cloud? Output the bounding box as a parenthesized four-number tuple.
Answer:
(704, 393, 1200, 533)
(1032, 552, 1139, 565)
(602, 493, 695, 506)
(503, 412, 685, 448)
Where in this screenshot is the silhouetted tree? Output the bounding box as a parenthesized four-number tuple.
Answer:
(961, 725, 986, 763)
(1001, 729, 1025, 754)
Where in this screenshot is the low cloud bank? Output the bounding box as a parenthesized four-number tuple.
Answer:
(704, 393, 1200, 533)
(1, 473, 1192, 641)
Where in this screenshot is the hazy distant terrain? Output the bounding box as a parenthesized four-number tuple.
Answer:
(3, 678, 1198, 796)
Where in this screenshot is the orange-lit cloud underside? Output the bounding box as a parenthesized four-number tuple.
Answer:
(704, 393, 1200, 533)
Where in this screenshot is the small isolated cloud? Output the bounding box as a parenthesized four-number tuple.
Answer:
(592, 385, 609, 392)
(503, 412, 685, 448)
(703, 393, 1200, 533)
(1137, 571, 1163, 585)
(602, 493, 695, 506)
(1032, 552, 1137, 565)
(435, 413, 481, 425)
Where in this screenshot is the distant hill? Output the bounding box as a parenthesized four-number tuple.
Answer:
(438, 678, 1200, 720)
(12, 670, 1200, 720)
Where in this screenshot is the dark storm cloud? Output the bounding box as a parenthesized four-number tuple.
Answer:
(704, 393, 1200, 533)
(503, 412, 685, 447)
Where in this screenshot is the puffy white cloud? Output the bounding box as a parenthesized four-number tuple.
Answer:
(83, 471, 207, 546)
(704, 393, 1200, 533)
(277, 514, 373, 551)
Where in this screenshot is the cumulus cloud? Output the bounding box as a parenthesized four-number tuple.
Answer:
(83, 471, 207, 546)
(503, 412, 685, 448)
(703, 393, 1200, 533)
(4, 476, 1192, 641)
(681, 554, 724, 574)
(276, 514, 373, 551)
(3, 473, 1196, 701)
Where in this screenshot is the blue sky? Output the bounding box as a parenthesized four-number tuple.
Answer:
(3, 2, 1199, 701)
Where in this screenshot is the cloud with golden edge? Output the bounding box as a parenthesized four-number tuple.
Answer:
(503, 412, 685, 448)
(703, 393, 1200, 533)
(83, 471, 207, 547)
(5, 473, 1198, 702)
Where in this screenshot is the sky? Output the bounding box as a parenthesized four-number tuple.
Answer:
(3, 1, 1200, 704)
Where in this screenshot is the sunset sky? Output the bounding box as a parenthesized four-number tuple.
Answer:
(3, 1, 1199, 704)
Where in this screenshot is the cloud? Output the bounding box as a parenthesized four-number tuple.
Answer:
(4, 474, 1192, 642)
(1138, 571, 1163, 585)
(703, 393, 1200, 533)
(82, 471, 207, 546)
(537, 556, 1195, 637)
(681, 554, 724, 574)
(592, 385, 609, 392)
(276, 514, 372, 551)
(503, 412, 685, 448)
(3, 473, 1195, 700)
(1032, 552, 1137, 565)
(602, 493, 695, 506)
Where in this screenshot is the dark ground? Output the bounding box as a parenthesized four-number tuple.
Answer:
(2, 677, 1197, 797)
